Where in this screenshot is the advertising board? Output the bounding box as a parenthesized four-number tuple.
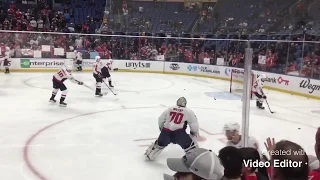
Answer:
(20, 59, 65, 68)
(3, 58, 320, 99)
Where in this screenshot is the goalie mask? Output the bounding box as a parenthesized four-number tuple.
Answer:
(177, 97, 187, 107)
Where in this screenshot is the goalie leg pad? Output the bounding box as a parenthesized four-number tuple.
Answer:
(145, 140, 165, 160)
(145, 130, 171, 160)
(184, 135, 199, 152)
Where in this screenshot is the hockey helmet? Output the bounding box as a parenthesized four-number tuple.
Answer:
(260, 74, 267, 81)
(74, 50, 77, 53)
(95, 56, 101, 62)
(177, 97, 187, 107)
(223, 122, 240, 133)
(6, 47, 10, 51)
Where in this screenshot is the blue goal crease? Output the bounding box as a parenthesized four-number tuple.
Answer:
(205, 92, 242, 100)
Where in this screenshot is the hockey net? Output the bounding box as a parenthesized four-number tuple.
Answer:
(229, 69, 255, 99)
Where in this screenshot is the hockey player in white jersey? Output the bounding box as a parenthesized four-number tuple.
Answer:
(74, 50, 83, 71)
(145, 97, 199, 160)
(101, 59, 114, 88)
(252, 74, 267, 109)
(223, 122, 260, 150)
(93, 56, 105, 97)
(49, 65, 83, 107)
(3, 47, 11, 74)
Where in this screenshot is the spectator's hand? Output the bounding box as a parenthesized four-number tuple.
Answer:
(264, 137, 276, 157)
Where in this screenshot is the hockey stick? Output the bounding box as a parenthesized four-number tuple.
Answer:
(102, 80, 118, 95)
(83, 83, 93, 90)
(83, 83, 108, 95)
(265, 99, 275, 114)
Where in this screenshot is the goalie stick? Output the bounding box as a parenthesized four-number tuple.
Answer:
(102, 80, 118, 95)
(265, 99, 275, 113)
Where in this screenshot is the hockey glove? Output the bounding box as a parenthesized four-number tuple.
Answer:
(262, 95, 267, 99)
(78, 81, 83, 85)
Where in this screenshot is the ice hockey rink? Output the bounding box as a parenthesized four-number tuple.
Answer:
(0, 72, 319, 180)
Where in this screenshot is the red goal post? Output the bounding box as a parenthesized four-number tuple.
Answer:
(229, 69, 255, 99)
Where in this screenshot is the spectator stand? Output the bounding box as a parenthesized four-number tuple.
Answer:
(274, 0, 316, 35)
(1, 30, 320, 79)
(199, 0, 299, 34)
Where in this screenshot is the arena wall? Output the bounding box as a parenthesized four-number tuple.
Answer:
(3, 58, 320, 100)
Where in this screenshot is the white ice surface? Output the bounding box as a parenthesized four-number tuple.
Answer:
(0, 72, 319, 180)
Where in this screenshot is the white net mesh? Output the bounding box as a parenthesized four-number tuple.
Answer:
(230, 69, 254, 98)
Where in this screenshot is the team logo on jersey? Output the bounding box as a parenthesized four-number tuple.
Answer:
(170, 63, 180, 70)
(187, 65, 197, 71)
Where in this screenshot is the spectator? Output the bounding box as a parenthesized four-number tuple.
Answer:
(239, 147, 269, 180)
(163, 148, 224, 180)
(0, 10, 5, 24)
(75, 37, 83, 48)
(139, 6, 143, 13)
(64, 12, 70, 23)
(67, 23, 75, 32)
(266, 139, 309, 180)
(218, 146, 243, 180)
(309, 128, 320, 180)
(30, 17, 37, 29)
(37, 18, 44, 30)
(223, 122, 260, 152)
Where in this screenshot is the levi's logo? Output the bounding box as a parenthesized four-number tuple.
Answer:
(277, 77, 289, 85)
